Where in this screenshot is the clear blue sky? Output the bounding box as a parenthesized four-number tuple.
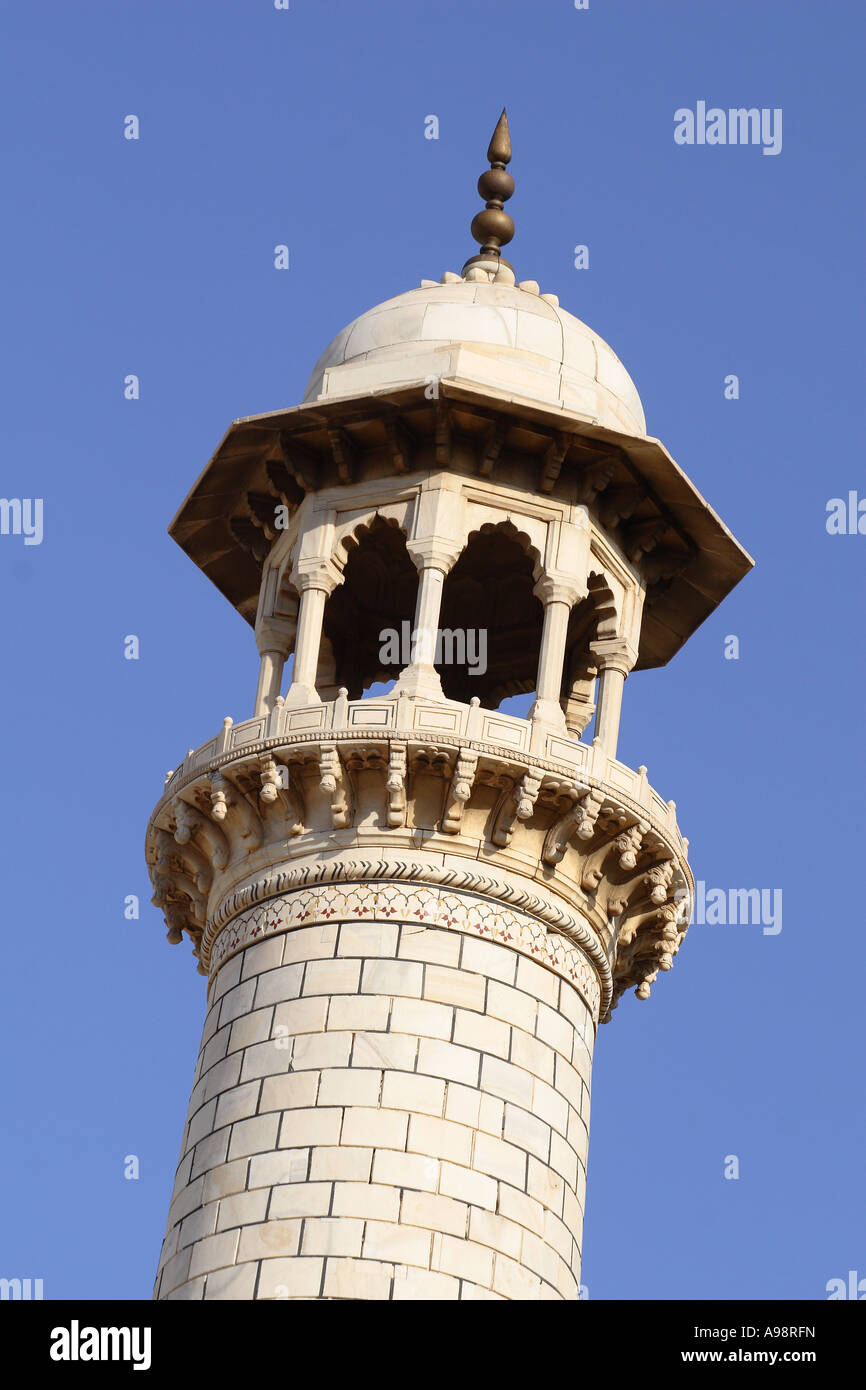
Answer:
(0, 0, 863, 1300)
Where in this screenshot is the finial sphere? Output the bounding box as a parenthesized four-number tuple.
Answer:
(471, 208, 514, 250)
(478, 168, 514, 203)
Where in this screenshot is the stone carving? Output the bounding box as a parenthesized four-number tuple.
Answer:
(258, 753, 304, 836)
(318, 742, 352, 828)
(218, 768, 264, 851)
(477, 419, 507, 476)
(442, 748, 479, 833)
(145, 721, 691, 1019)
(172, 797, 229, 871)
(542, 784, 603, 865)
(385, 741, 408, 827)
(491, 767, 543, 846)
(208, 771, 229, 821)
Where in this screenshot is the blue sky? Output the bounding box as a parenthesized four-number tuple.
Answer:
(0, 0, 863, 1300)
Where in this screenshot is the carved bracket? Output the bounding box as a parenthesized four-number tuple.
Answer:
(491, 768, 543, 847)
(542, 784, 603, 865)
(442, 749, 480, 834)
(386, 741, 408, 827)
(319, 743, 352, 828)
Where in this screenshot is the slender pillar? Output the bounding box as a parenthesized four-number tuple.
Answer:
(284, 580, 331, 707)
(529, 580, 577, 733)
(591, 639, 637, 759)
(395, 549, 453, 698)
(254, 619, 294, 717)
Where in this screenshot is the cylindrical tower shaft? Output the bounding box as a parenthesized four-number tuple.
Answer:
(155, 885, 594, 1301)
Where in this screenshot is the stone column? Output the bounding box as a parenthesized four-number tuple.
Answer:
(253, 619, 294, 717)
(395, 478, 464, 699)
(284, 575, 336, 708)
(152, 881, 596, 1302)
(592, 639, 637, 760)
(395, 561, 446, 697)
(529, 579, 580, 734)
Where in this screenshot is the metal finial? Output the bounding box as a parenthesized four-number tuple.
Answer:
(463, 109, 515, 276)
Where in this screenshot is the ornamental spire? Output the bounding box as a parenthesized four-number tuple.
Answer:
(462, 108, 515, 276)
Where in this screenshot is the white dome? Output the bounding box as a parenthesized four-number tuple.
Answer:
(303, 278, 646, 437)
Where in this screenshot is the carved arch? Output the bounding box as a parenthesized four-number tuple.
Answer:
(437, 519, 545, 708)
(320, 513, 419, 699)
(561, 569, 620, 736)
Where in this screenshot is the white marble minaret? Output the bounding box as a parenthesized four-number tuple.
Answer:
(146, 112, 752, 1300)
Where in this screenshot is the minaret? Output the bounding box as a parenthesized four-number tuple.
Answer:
(147, 113, 752, 1301)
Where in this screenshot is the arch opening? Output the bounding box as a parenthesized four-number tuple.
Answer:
(437, 525, 543, 708)
(320, 516, 418, 700)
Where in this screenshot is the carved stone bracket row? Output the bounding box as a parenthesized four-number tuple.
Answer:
(145, 732, 693, 1019)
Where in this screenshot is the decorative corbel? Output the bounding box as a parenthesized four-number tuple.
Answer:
(149, 830, 207, 924)
(173, 797, 229, 871)
(153, 825, 211, 897)
(229, 517, 269, 564)
(442, 749, 479, 834)
(258, 753, 304, 837)
(385, 742, 408, 828)
(214, 768, 264, 852)
(246, 491, 281, 541)
(539, 433, 569, 493)
(279, 430, 320, 492)
(613, 820, 649, 870)
(385, 416, 413, 475)
(327, 425, 357, 484)
(434, 398, 452, 467)
(209, 771, 229, 821)
(542, 784, 602, 865)
(491, 767, 543, 847)
(265, 456, 305, 509)
(644, 857, 675, 905)
(477, 419, 507, 476)
(576, 456, 616, 506)
(623, 516, 667, 564)
(599, 485, 644, 530)
(579, 809, 630, 891)
(319, 743, 351, 829)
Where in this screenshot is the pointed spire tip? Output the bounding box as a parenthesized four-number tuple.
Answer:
(487, 109, 511, 167)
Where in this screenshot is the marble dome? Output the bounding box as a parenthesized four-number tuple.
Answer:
(302, 273, 647, 438)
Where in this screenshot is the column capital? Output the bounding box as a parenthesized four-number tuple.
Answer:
(290, 560, 342, 596)
(405, 536, 463, 575)
(533, 573, 584, 607)
(255, 616, 295, 657)
(591, 636, 638, 675)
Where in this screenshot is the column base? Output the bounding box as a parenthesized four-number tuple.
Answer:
(283, 683, 322, 708)
(393, 663, 444, 698)
(528, 700, 569, 733)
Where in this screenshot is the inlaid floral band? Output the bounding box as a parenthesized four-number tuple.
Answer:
(209, 879, 603, 1022)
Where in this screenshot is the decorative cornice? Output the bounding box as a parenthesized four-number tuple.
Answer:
(146, 719, 693, 1019)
